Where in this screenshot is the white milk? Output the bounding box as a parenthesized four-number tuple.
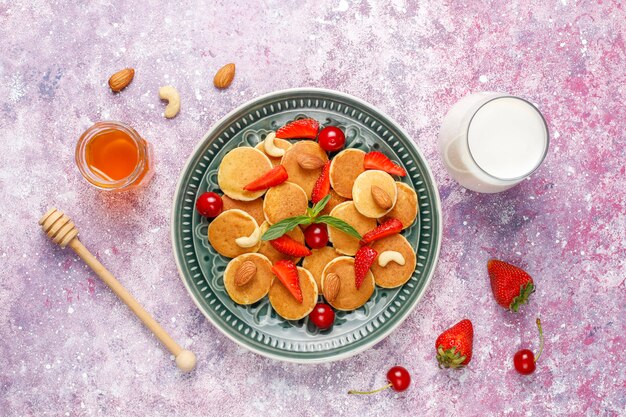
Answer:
(438, 93, 549, 193)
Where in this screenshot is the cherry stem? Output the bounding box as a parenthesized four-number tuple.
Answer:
(348, 383, 393, 395)
(534, 318, 544, 363)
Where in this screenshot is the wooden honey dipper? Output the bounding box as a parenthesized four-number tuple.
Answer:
(39, 208, 197, 373)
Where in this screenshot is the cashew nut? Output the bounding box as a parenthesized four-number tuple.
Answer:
(378, 251, 406, 267)
(263, 132, 285, 157)
(159, 85, 180, 118)
(235, 226, 261, 248)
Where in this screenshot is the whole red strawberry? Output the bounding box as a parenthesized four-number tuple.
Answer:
(488, 259, 535, 312)
(435, 319, 473, 369)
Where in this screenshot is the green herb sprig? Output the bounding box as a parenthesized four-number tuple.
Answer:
(261, 194, 362, 241)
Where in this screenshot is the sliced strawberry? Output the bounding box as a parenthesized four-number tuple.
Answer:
(243, 165, 288, 191)
(271, 260, 303, 303)
(270, 235, 312, 257)
(360, 218, 403, 245)
(363, 151, 407, 176)
(276, 118, 319, 139)
(311, 161, 331, 203)
(354, 246, 377, 289)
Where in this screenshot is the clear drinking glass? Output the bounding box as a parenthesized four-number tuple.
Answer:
(438, 92, 549, 193)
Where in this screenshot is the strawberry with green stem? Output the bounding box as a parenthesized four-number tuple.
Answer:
(488, 259, 535, 312)
(436, 319, 474, 369)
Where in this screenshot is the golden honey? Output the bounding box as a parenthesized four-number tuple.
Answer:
(76, 121, 153, 190)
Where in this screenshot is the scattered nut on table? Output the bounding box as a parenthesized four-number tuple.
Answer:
(214, 63, 236, 89)
(108, 68, 134, 92)
(158, 85, 180, 118)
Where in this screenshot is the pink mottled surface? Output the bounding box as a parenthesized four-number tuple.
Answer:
(1, 1, 625, 416)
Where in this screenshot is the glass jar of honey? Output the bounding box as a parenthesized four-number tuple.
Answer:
(76, 121, 153, 191)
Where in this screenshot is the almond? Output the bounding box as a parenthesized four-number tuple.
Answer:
(297, 153, 325, 170)
(108, 68, 134, 92)
(323, 273, 340, 302)
(214, 63, 236, 89)
(235, 260, 256, 286)
(371, 186, 392, 209)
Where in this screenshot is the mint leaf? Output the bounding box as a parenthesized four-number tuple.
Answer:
(310, 194, 331, 217)
(261, 216, 312, 241)
(316, 215, 362, 240)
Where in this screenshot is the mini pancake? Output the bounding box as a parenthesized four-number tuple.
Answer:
(327, 201, 377, 256)
(378, 182, 419, 229)
(263, 182, 308, 224)
(320, 189, 348, 216)
(321, 257, 374, 311)
(257, 221, 305, 264)
(369, 234, 417, 288)
(329, 149, 365, 198)
(352, 170, 398, 218)
(218, 147, 273, 201)
(207, 209, 261, 258)
(221, 195, 265, 226)
(223, 253, 273, 304)
(302, 246, 341, 289)
(255, 138, 292, 166)
(281, 141, 329, 199)
(268, 267, 318, 320)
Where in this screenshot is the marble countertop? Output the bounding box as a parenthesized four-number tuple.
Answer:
(1, 1, 624, 416)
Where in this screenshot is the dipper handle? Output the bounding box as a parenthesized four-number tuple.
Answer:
(39, 208, 196, 372)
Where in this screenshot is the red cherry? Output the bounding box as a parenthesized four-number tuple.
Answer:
(304, 223, 329, 249)
(348, 366, 411, 395)
(309, 303, 335, 330)
(196, 192, 223, 218)
(514, 349, 536, 375)
(317, 126, 346, 152)
(387, 366, 411, 392)
(514, 318, 544, 375)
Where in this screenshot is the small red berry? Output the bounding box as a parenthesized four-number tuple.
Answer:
(317, 126, 346, 152)
(308, 303, 335, 330)
(304, 223, 329, 249)
(513, 349, 536, 375)
(514, 318, 544, 375)
(348, 366, 411, 395)
(196, 192, 223, 218)
(386, 366, 411, 392)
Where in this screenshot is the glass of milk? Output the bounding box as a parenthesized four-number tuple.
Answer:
(438, 93, 549, 193)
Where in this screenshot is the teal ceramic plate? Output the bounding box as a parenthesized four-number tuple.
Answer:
(172, 88, 441, 363)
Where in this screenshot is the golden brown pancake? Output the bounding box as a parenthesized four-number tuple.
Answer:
(320, 189, 348, 216)
(302, 246, 341, 289)
(221, 195, 265, 226)
(223, 253, 273, 304)
(218, 147, 273, 201)
(370, 234, 417, 288)
(263, 182, 308, 224)
(378, 182, 419, 229)
(321, 257, 374, 311)
(255, 138, 292, 166)
(352, 170, 398, 218)
(268, 267, 318, 320)
(281, 141, 329, 200)
(207, 209, 261, 258)
(329, 149, 365, 198)
(257, 221, 305, 264)
(327, 201, 377, 256)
